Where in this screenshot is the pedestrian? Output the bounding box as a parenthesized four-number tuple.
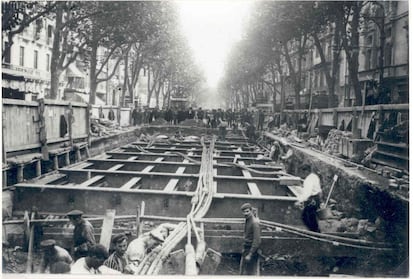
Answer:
(70, 244, 109, 274)
(294, 164, 323, 232)
(104, 233, 133, 274)
(66, 209, 96, 260)
(258, 109, 265, 131)
(239, 203, 261, 275)
(125, 229, 165, 267)
(108, 108, 115, 121)
(218, 118, 228, 141)
(39, 239, 72, 273)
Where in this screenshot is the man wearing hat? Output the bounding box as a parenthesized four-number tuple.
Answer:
(66, 209, 96, 260)
(103, 233, 133, 274)
(240, 203, 261, 275)
(125, 229, 165, 268)
(39, 239, 72, 273)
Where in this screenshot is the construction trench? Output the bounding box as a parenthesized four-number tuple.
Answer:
(2, 126, 408, 276)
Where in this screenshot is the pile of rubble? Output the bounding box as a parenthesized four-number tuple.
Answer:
(322, 129, 352, 155)
(90, 117, 130, 137)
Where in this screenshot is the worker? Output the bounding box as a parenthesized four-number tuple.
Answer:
(218, 118, 228, 141)
(70, 244, 109, 274)
(280, 144, 294, 174)
(39, 239, 72, 273)
(294, 164, 323, 232)
(104, 233, 133, 274)
(125, 229, 165, 268)
(240, 203, 261, 275)
(66, 209, 96, 260)
(269, 141, 282, 163)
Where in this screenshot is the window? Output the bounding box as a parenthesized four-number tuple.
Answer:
(34, 50, 38, 69)
(19, 46, 25, 66)
(4, 42, 11, 63)
(47, 25, 53, 44)
(46, 54, 50, 71)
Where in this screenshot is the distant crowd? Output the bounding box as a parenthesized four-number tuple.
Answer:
(130, 107, 268, 130)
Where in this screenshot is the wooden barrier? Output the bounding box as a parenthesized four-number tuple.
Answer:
(2, 99, 89, 153)
(281, 103, 409, 138)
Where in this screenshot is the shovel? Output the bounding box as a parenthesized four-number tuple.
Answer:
(318, 175, 338, 220)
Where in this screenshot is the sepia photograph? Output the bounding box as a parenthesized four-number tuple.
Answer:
(1, 0, 409, 277)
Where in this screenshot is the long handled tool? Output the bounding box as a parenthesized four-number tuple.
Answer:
(318, 175, 338, 219)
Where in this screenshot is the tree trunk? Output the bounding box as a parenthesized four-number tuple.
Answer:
(49, 3, 64, 100)
(88, 26, 99, 105)
(345, 2, 362, 106)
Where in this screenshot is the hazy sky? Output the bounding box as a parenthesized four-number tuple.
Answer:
(176, 0, 253, 89)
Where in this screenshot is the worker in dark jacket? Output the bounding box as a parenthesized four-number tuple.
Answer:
(67, 210, 96, 260)
(240, 203, 261, 275)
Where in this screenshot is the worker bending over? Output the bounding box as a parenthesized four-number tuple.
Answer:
(39, 239, 72, 273)
(295, 164, 323, 232)
(66, 209, 96, 260)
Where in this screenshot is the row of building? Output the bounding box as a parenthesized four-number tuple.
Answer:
(2, 13, 165, 108)
(254, 1, 408, 110)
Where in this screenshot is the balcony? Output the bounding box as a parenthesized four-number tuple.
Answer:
(2, 63, 49, 82)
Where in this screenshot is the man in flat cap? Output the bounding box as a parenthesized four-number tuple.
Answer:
(66, 209, 96, 260)
(39, 239, 72, 273)
(104, 233, 133, 274)
(240, 203, 261, 275)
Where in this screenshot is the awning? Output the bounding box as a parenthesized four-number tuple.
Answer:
(2, 72, 25, 81)
(67, 63, 85, 78)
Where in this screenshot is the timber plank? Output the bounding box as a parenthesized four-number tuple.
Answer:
(79, 175, 104, 187)
(164, 179, 179, 192)
(120, 177, 142, 189)
(33, 173, 67, 185)
(247, 182, 262, 196)
(107, 164, 124, 171)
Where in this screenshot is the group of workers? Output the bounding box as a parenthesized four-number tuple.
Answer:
(240, 141, 323, 275)
(38, 210, 174, 274)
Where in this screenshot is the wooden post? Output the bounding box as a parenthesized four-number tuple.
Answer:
(37, 99, 49, 160)
(136, 205, 141, 237)
(53, 156, 59, 170)
(3, 169, 7, 187)
(86, 104, 91, 147)
(68, 103, 74, 147)
(35, 160, 41, 177)
(65, 152, 70, 166)
(17, 164, 24, 183)
(333, 109, 338, 128)
(99, 209, 116, 250)
(138, 201, 145, 236)
(352, 108, 359, 138)
(26, 212, 35, 273)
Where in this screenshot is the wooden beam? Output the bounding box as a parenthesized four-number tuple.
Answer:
(176, 167, 186, 174)
(127, 156, 138, 161)
(99, 209, 116, 250)
(142, 165, 154, 173)
(164, 179, 179, 192)
(120, 177, 142, 189)
(247, 183, 262, 196)
(33, 173, 67, 185)
(79, 175, 104, 187)
(72, 162, 94, 170)
(107, 164, 124, 171)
